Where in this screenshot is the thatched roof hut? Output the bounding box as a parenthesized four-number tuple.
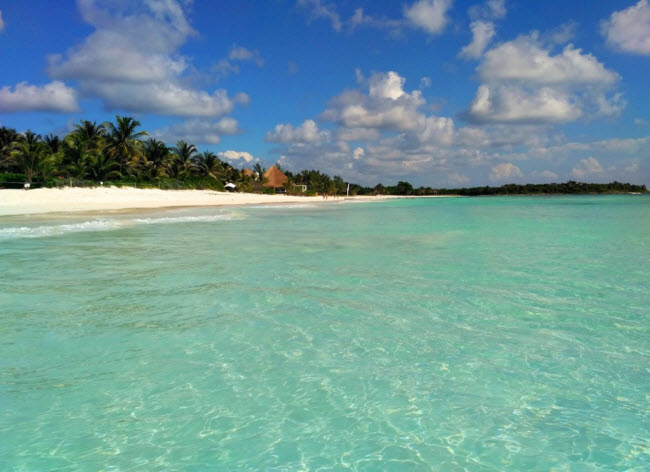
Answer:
(242, 168, 255, 178)
(263, 165, 288, 188)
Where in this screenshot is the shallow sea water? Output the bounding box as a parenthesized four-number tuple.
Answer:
(1, 196, 648, 471)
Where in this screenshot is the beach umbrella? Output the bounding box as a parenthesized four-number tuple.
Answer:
(224, 182, 236, 191)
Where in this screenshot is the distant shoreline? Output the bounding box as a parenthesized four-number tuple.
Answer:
(0, 186, 400, 217)
(0, 187, 645, 218)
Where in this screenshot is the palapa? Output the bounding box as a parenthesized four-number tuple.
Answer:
(262, 165, 288, 188)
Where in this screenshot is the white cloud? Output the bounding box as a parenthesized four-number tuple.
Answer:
(266, 119, 330, 144)
(0, 81, 79, 113)
(369, 71, 407, 100)
(218, 150, 256, 163)
(478, 36, 619, 85)
(404, 0, 453, 35)
(152, 118, 241, 145)
(335, 127, 380, 142)
(321, 72, 429, 132)
(467, 34, 622, 124)
(601, 0, 650, 55)
(459, 21, 496, 59)
(298, 0, 342, 31)
(88, 82, 248, 117)
(266, 70, 462, 184)
(299, 0, 453, 37)
(46, 0, 247, 118)
(348, 8, 404, 33)
(571, 157, 604, 179)
(49, 0, 194, 82)
(228, 45, 264, 66)
(0, 10, 5, 32)
(468, 84, 580, 124)
(490, 162, 522, 181)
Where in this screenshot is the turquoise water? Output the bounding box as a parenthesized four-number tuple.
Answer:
(1, 196, 649, 471)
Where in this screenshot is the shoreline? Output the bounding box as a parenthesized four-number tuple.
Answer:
(0, 186, 412, 217)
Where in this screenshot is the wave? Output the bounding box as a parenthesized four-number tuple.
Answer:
(246, 203, 318, 210)
(133, 214, 238, 224)
(0, 219, 124, 240)
(0, 212, 240, 240)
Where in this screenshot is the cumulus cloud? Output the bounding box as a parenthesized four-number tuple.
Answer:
(218, 150, 256, 163)
(47, 0, 246, 118)
(0, 81, 79, 113)
(571, 157, 604, 179)
(152, 118, 241, 145)
(478, 36, 619, 85)
(467, 84, 580, 123)
(266, 120, 330, 144)
(266, 70, 462, 184)
(466, 33, 622, 124)
(459, 21, 496, 59)
(490, 162, 522, 182)
(601, 0, 650, 55)
(404, 0, 453, 35)
(263, 67, 646, 186)
(88, 83, 249, 117)
(321, 71, 433, 133)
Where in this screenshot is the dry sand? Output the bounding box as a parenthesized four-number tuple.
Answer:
(0, 186, 393, 217)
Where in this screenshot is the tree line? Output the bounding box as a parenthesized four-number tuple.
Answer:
(0, 116, 646, 195)
(0, 116, 251, 191)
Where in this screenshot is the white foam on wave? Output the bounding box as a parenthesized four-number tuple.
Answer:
(133, 213, 238, 224)
(0, 219, 125, 240)
(0, 212, 240, 240)
(246, 203, 318, 210)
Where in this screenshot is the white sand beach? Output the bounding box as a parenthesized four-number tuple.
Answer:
(0, 186, 393, 216)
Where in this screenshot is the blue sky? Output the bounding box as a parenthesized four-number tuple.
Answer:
(0, 0, 649, 186)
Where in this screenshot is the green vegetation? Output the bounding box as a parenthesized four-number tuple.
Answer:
(0, 117, 252, 191)
(433, 181, 647, 196)
(0, 117, 646, 195)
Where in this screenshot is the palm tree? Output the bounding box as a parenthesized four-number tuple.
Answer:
(89, 152, 120, 182)
(61, 136, 92, 179)
(194, 151, 222, 180)
(74, 120, 105, 144)
(44, 134, 62, 153)
(143, 138, 170, 179)
(169, 140, 197, 179)
(0, 126, 20, 172)
(72, 120, 105, 157)
(10, 131, 53, 182)
(103, 116, 148, 177)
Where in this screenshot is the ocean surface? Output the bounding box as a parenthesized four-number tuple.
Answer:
(1, 195, 648, 471)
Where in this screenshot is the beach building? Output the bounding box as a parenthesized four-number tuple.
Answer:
(242, 168, 256, 179)
(262, 165, 288, 191)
